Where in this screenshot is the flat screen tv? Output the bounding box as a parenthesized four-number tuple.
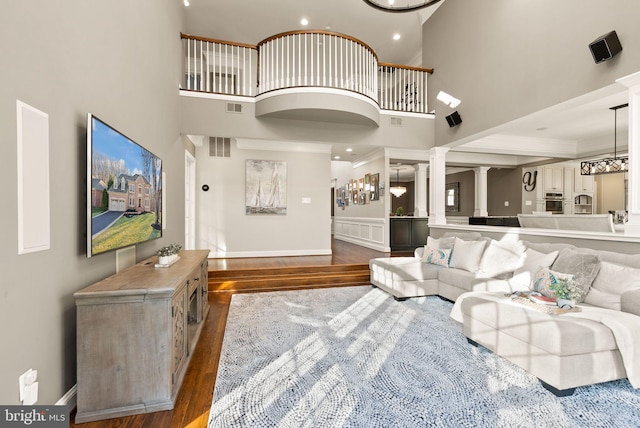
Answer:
(87, 114, 162, 257)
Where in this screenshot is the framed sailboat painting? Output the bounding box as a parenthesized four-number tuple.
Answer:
(245, 160, 287, 215)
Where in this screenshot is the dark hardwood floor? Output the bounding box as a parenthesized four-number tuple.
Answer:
(71, 239, 394, 427)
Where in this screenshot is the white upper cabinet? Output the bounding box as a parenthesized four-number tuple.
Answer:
(574, 169, 594, 193)
(543, 166, 564, 192)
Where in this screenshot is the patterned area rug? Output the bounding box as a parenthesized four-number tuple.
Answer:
(209, 286, 640, 428)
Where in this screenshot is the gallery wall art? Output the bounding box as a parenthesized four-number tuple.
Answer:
(246, 160, 287, 215)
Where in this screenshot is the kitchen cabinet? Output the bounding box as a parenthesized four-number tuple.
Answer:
(574, 169, 594, 193)
(574, 194, 593, 214)
(544, 166, 564, 192)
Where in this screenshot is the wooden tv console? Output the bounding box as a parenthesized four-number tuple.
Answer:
(74, 250, 209, 423)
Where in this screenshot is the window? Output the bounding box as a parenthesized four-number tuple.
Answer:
(445, 182, 459, 212)
(129, 184, 135, 193)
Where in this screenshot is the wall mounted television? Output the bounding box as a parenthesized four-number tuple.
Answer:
(87, 114, 162, 257)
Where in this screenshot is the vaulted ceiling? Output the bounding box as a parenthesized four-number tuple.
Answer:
(183, 1, 630, 172)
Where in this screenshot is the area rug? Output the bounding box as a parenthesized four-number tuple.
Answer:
(208, 286, 640, 428)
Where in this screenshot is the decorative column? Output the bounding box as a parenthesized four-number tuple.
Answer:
(428, 147, 449, 225)
(617, 71, 640, 236)
(473, 167, 490, 217)
(414, 163, 428, 217)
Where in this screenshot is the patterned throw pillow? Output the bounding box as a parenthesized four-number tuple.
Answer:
(551, 248, 600, 303)
(422, 247, 452, 267)
(530, 267, 576, 299)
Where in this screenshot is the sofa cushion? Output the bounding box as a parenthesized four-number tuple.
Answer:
(369, 257, 441, 282)
(530, 267, 576, 299)
(522, 241, 575, 254)
(442, 231, 482, 241)
(422, 247, 452, 267)
(460, 294, 618, 356)
(585, 261, 640, 310)
(509, 248, 559, 291)
(477, 238, 525, 279)
(426, 235, 456, 250)
(551, 248, 601, 302)
(438, 268, 511, 293)
(449, 237, 486, 272)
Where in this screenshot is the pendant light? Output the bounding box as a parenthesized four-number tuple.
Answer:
(362, 0, 442, 12)
(390, 168, 407, 198)
(581, 103, 629, 175)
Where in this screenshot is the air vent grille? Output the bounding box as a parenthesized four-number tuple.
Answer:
(209, 137, 231, 158)
(226, 103, 242, 113)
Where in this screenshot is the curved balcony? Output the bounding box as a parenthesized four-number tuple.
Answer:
(181, 32, 432, 125)
(256, 30, 379, 125)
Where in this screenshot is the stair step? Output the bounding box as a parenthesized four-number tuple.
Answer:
(208, 263, 371, 293)
(208, 263, 369, 279)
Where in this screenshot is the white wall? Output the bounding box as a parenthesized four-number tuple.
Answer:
(0, 1, 185, 404)
(197, 140, 331, 257)
(423, 0, 640, 146)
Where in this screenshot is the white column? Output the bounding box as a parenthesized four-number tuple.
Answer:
(414, 163, 428, 218)
(428, 147, 449, 225)
(617, 71, 640, 236)
(473, 167, 490, 217)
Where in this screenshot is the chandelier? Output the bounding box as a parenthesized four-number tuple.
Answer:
(581, 103, 629, 176)
(362, 0, 443, 12)
(390, 168, 407, 198)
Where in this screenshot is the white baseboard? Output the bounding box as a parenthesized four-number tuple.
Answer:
(56, 384, 77, 409)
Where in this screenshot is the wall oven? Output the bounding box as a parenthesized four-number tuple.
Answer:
(544, 192, 563, 214)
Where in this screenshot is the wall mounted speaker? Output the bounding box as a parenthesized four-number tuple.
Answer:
(589, 31, 622, 64)
(446, 111, 462, 127)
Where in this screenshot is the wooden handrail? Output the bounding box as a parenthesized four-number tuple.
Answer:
(379, 62, 434, 74)
(180, 32, 257, 50)
(256, 29, 379, 62)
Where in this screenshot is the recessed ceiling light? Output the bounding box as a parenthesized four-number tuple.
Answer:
(388, 0, 395, 4)
(183, 0, 189, 6)
(393, 33, 401, 41)
(346, 148, 353, 152)
(334, 155, 341, 160)
(301, 18, 309, 26)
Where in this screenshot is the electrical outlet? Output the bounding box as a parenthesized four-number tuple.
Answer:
(19, 369, 38, 405)
(504, 201, 509, 207)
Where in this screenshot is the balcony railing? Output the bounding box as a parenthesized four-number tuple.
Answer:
(182, 34, 258, 96)
(257, 30, 378, 100)
(181, 32, 433, 114)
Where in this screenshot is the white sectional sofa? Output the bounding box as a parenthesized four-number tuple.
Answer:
(369, 232, 640, 396)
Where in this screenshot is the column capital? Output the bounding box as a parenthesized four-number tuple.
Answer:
(429, 146, 450, 157)
(473, 166, 491, 174)
(414, 163, 428, 172)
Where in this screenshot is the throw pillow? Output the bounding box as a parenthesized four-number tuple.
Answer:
(510, 248, 559, 291)
(477, 239, 526, 278)
(422, 247, 452, 267)
(449, 237, 486, 272)
(426, 236, 456, 250)
(442, 231, 482, 241)
(551, 248, 601, 303)
(584, 261, 640, 310)
(530, 267, 576, 299)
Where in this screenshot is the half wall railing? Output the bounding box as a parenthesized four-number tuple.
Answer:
(181, 32, 433, 114)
